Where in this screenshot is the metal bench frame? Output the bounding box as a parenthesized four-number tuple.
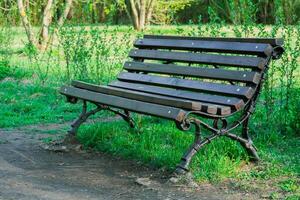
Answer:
(60, 35, 284, 174)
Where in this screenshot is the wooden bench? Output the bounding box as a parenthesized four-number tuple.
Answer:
(60, 35, 284, 174)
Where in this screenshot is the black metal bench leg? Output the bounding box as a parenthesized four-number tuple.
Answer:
(240, 118, 260, 161)
(105, 108, 135, 128)
(225, 118, 259, 162)
(175, 122, 202, 174)
(68, 101, 103, 136)
(175, 121, 219, 174)
(123, 110, 135, 128)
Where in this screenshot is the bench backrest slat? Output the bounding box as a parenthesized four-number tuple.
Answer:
(134, 38, 273, 56)
(143, 35, 284, 47)
(129, 49, 266, 69)
(124, 61, 261, 84)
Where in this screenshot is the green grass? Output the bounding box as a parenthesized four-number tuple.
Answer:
(77, 118, 245, 181)
(0, 77, 75, 128)
(76, 117, 299, 198)
(76, 117, 299, 180)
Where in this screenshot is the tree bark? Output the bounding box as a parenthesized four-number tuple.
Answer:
(57, 0, 73, 27)
(139, 0, 146, 30)
(125, 0, 155, 30)
(17, 0, 37, 46)
(129, 0, 140, 30)
(40, 0, 54, 47)
(97, 2, 106, 23)
(145, 0, 155, 25)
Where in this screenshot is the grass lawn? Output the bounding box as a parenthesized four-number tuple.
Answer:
(1, 25, 299, 199)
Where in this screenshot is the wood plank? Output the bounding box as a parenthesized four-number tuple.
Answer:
(109, 81, 245, 111)
(143, 35, 284, 47)
(60, 86, 186, 121)
(124, 61, 261, 84)
(134, 38, 273, 56)
(129, 49, 266, 69)
(117, 72, 254, 99)
(72, 81, 232, 115)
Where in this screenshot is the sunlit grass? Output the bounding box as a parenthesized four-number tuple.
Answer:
(77, 116, 299, 183)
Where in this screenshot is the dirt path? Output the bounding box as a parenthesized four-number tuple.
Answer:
(0, 123, 253, 200)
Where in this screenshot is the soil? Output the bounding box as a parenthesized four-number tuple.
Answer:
(0, 122, 257, 200)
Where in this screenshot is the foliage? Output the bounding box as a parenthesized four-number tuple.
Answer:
(0, 26, 13, 80)
(1, 0, 300, 26)
(58, 25, 134, 83)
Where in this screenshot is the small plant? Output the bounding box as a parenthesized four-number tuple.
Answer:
(279, 179, 299, 193)
(0, 26, 13, 80)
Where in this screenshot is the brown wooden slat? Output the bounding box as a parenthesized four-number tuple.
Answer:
(129, 49, 266, 69)
(124, 61, 261, 84)
(118, 72, 254, 99)
(60, 86, 186, 120)
(71, 81, 231, 115)
(143, 35, 284, 46)
(134, 38, 273, 56)
(109, 81, 245, 111)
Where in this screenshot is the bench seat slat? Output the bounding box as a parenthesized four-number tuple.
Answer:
(118, 72, 254, 99)
(124, 61, 261, 84)
(60, 86, 186, 120)
(129, 49, 266, 69)
(109, 81, 245, 111)
(134, 38, 273, 56)
(72, 81, 231, 115)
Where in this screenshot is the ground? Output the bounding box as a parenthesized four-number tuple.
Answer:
(0, 121, 261, 200)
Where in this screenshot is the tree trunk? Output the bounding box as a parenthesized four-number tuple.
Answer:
(57, 0, 73, 27)
(139, 0, 146, 30)
(17, 0, 37, 46)
(145, 0, 155, 25)
(97, 2, 106, 23)
(125, 0, 155, 30)
(40, 0, 54, 47)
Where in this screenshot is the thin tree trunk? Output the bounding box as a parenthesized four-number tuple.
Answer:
(125, 0, 155, 30)
(57, 0, 73, 27)
(40, 0, 54, 47)
(17, 0, 37, 46)
(129, 0, 140, 30)
(139, 0, 146, 30)
(145, 0, 155, 25)
(97, 2, 106, 23)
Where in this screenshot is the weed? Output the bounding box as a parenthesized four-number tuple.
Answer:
(279, 179, 299, 193)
